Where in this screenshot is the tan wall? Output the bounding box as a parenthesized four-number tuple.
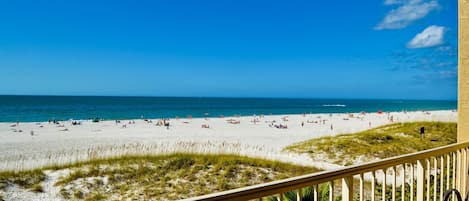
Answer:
(459, 0, 469, 142)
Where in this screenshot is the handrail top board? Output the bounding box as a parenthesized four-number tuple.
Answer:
(182, 140, 469, 201)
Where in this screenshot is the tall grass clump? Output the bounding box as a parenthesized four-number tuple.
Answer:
(285, 122, 457, 165)
(0, 140, 315, 172)
(0, 153, 318, 200)
(0, 169, 45, 189)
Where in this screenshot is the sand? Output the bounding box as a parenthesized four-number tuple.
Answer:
(0, 110, 457, 171)
(0, 110, 458, 201)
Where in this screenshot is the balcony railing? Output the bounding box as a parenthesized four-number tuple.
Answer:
(182, 141, 469, 201)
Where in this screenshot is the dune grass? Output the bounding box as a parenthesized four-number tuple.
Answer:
(0, 169, 45, 191)
(0, 153, 319, 200)
(285, 122, 457, 165)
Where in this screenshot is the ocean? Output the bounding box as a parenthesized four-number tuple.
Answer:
(0, 95, 457, 122)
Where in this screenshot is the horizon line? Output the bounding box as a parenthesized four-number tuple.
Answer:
(0, 94, 458, 102)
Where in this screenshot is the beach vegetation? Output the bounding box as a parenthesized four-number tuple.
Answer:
(0, 153, 318, 200)
(0, 169, 45, 189)
(30, 183, 44, 193)
(285, 122, 457, 165)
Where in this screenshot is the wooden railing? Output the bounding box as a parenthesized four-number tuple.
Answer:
(182, 141, 469, 201)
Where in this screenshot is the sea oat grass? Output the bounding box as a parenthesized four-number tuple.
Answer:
(0, 169, 45, 189)
(285, 122, 457, 165)
(30, 183, 44, 193)
(1, 153, 319, 200)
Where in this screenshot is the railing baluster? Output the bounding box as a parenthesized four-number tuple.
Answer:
(411, 163, 415, 201)
(402, 164, 406, 201)
(453, 152, 456, 201)
(433, 157, 437, 201)
(372, 171, 376, 201)
(392, 166, 396, 201)
(313, 184, 318, 201)
(440, 155, 444, 200)
(417, 160, 425, 201)
(426, 159, 430, 201)
(342, 176, 353, 201)
(458, 150, 462, 192)
(278, 193, 283, 201)
(459, 148, 466, 199)
(463, 148, 467, 199)
(447, 153, 450, 196)
(383, 169, 387, 201)
(329, 181, 334, 201)
(459, 148, 467, 197)
(360, 173, 364, 201)
(296, 188, 302, 201)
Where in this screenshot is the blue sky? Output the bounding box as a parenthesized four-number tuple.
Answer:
(0, 0, 458, 100)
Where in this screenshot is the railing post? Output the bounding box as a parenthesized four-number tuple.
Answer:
(296, 188, 302, 201)
(402, 165, 406, 201)
(383, 169, 387, 201)
(360, 173, 364, 201)
(426, 159, 430, 201)
(433, 157, 437, 201)
(441, 155, 445, 200)
(463, 148, 469, 197)
(342, 176, 353, 201)
(372, 171, 376, 201)
(411, 164, 415, 201)
(417, 159, 425, 201)
(313, 184, 318, 201)
(457, 150, 462, 192)
(392, 166, 396, 201)
(453, 152, 457, 201)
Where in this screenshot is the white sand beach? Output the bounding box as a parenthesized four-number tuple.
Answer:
(0, 110, 457, 171)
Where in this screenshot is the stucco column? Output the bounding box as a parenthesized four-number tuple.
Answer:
(458, 0, 469, 142)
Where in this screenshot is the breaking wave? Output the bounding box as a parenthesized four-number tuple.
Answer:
(321, 104, 346, 107)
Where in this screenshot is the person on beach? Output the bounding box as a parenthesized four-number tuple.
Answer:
(420, 126, 425, 139)
(330, 124, 333, 131)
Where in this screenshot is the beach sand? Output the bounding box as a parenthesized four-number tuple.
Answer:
(0, 110, 457, 171)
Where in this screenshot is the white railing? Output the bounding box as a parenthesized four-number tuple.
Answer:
(182, 141, 469, 201)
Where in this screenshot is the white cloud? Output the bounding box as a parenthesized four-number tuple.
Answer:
(407, 25, 445, 48)
(384, 0, 420, 5)
(439, 69, 457, 79)
(436, 45, 452, 51)
(375, 0, 439, 30)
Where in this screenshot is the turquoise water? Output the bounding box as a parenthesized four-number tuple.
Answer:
(0, 95, 457, 122)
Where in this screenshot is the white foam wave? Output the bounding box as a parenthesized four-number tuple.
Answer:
(321, 104, 346, 107)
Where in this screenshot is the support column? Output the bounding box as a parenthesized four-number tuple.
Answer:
(458, 0, 469, 142)
(459, 0, 469, 195)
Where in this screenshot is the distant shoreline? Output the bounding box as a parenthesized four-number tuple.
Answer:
(0, 108, 458, 123)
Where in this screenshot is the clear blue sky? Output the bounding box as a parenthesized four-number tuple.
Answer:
(0, 0, 458, 100)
